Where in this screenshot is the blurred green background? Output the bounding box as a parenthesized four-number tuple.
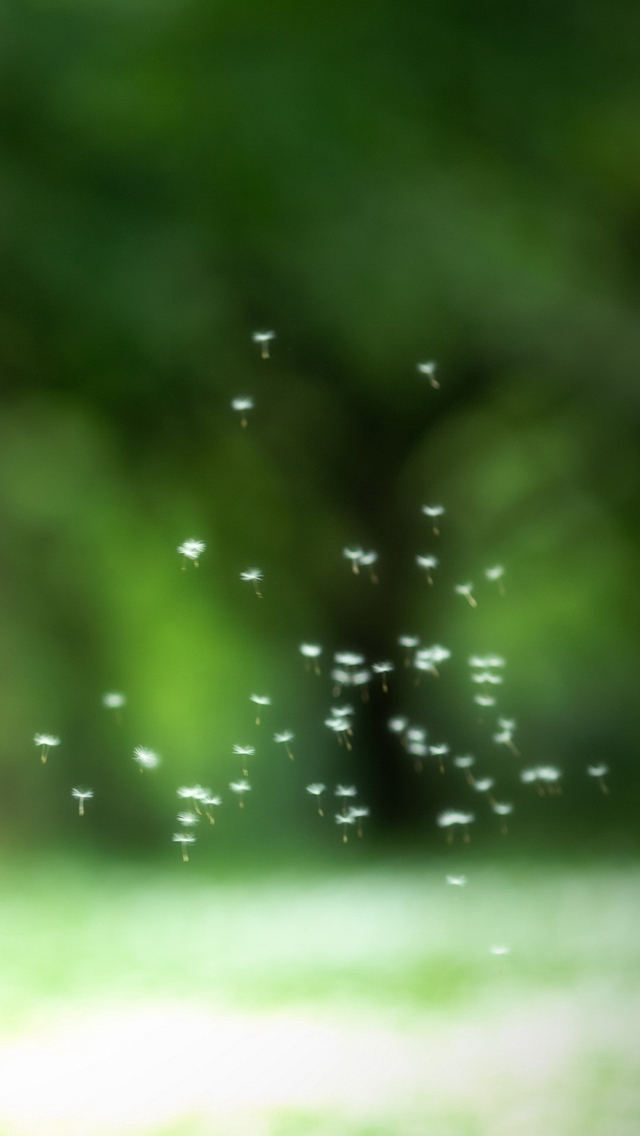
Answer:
(0, 0, 639, 859)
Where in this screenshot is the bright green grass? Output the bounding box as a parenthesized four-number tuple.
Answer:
(0, 855, 638, 1135)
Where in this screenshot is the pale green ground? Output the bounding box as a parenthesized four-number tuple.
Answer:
(0, 856, 638, 1136)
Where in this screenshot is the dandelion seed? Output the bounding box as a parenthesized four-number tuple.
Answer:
(408, 740, 428, 772)
(446, 874, 467, 887)
(306, 782, 326, 816)
(454, 754, 476, 785)
(252, 330, 276, 359)
(414, 644, 451, 679)
(473, 777, 496, 807)
(587, 763, 610, 794)
(372, 661, 394, 693)
(455, 582, 477, 608)
(240, 568, 263, 597)
(133, 746, 160, 771)
(436, 809, 475, 843)
(521, 766, 562, 796)
(250, 694, 271, 725)
(489, 945, 511, 956)
(398, 635, 420, 667)
(102, 692, 126, 718)
(471, 672, 503, 685)
(453, 755, 475, 768)
(177, 539, 205, 569)
(231, 396, 254, 428)
(334, 651, 365, 668)
(493, 719, 519, 755)
(325, 717, 353, 748)
(388, 716, 408, 734)
(177, 810, 199, 827)
(177, 785, 206, 809)
(422, 504, 445, 535)
(173, 832, 196, 862)
(274, 731, 295, 760)
(300, 642, 323, 674)
(352, 668, 372, 702)
(347, 805, 370, 837)
(416, 554, 439, 585)
(335, 812, 356, 843)
(343, 546, 364, 575)
(485, 564, 506, 594)
(474, 694, 496, 707)
(416, 360, 439, 389)
(492, 801, 513, 834)
(229, 779, 251, 807)
(358, 550, 379, 583)
(330, 704, 354, 719)
(335, 784, 357, 804)
(406, 727, 427, 744)
(233, 744, 256, 776)
(71, 788, 93, 816)
(34, 733, 60, 765)
(429, 742, 450, 774)
(201, 794, 222, 823)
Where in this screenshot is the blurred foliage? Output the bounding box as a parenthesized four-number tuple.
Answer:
(0, 0, 639, 851)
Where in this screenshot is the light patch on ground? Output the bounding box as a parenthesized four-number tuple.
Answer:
(0, 988, 638, 1136)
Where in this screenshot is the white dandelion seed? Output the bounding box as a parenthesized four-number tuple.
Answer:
(437, 810, 475, 843)
(177, 539, 205, 569)
(34, 733, 60, 765)
(133, 746, 160, 771)
(416, 360, 439, 389)
(177, 785, 206, 808)
(335, 784, 357, 803)
(398, 635, 420, 667)
(251, 330, 276, 359)
(429, 742, 450, 774)
(474, 694, 497, 708)
(229, 780, 251, 807)
(408, 741, 428, 772)
(273, 731, 295, 760)
(492, 800, 513, 834)
(343, 546, 364, 575)
(231, 396, 254, 427)
(455, 582, 477, 608)
(240, 568, 263, 597)
(485, 564, 506, 594)
(335, 812, 356, 843)
(453, 754, 476, 785)
(233, 744, 256, 776)
(173, 832, 196, 862)
(473, 777, 497, 806)
(250, 694, 271, 725)
(300, 642, 323, 674)
(490, 945, 511, 956)
(471, 671, 503, 685)
(446, 874, 467, 887)
(306, 782, 326, 816)
(347, 804, 370, 837)
(176, 810, 199, 828)
(587, 764, 610, 794)
(421, 504, 445, 535)
(414, 644, 451, 678)
(325, 717, 353, 750)
(358, 550, 379, 583)
(372, 661, 394, 693)
(416, 554, 439, 585)
(71, 788, 93, 816)
(102, 692, 126, 715)
(201, 794, 222, 823)
(334, 651, 365, 669)
(388, 716, 408, 734)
